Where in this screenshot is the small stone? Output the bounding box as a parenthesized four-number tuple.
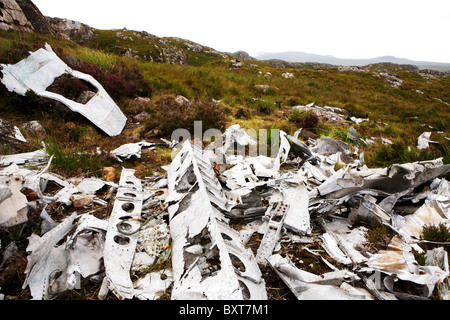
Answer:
(103, 167, 116, 182)
(21, 120, 46, 141)
(174, 95, 190, 107)
(70, 194, 94, 207)
(133, 97, 151, 106)
(77, 91, 96, 104)
(133, 111, 150, 122)
(282, 72, 295, 79)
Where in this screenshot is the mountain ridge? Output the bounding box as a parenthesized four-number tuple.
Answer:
(2, 0, 448, 72)
(255, 51, 450, 72)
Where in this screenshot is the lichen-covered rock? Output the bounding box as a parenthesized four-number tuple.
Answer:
(48, 17, 94, 40)
(0, 0, 34, 32)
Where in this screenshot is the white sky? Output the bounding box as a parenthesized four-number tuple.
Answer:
(33, 0, 450, 63)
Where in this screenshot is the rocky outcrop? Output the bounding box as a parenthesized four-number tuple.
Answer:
(0, 1, 231, 67)
(264, 59, 333, 70)
(47, 17, 94, 41)
(0, 0, 92, 40)
(232, 51, 255, 60)
(0, 0, 34, 32)
(0, 0, 56, 34)
(15, 0, 55, 35)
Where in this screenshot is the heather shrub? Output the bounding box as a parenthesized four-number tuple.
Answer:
(414, 223, 450, 266)
(143, 96, 229, 137)
(255, 99, 277, 115)
(420, 223, 450, 251)
(0, 42, 32, 64)
(46, 74, 98, 101)
(289, 110, 319, 132)
(69, 60, 152, 99)
(345, 103, 369, 119)
(364, 225, 393, 251)
(143, 96, 189, 137)
(194, 100, 228, 132)
(235, 107, 251, 119)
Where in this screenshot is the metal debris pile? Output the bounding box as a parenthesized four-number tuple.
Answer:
(164, 125, 449, 300)
(0, 157, 172, 300)
(0, 123, 449, 300)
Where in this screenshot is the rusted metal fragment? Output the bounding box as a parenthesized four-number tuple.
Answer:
(363, 235, 448, 297)
(397, 200, 449, 241)
(366, 236, 418, 274)
(166, 141, 266, 300)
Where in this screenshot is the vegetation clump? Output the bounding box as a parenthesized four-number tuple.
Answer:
(142, 95, 229, 137)
(420, 223, 450, 251)
(0, 28, 449, 173)
(363, 225, 393, 252)
(69, 60, 152, 100)
(289, 110, 320, 133)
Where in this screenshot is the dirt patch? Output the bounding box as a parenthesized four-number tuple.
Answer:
(46, 74, 98, 103)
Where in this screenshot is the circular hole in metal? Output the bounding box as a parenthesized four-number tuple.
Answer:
(118, 222, 132, 231)
(113, 234, 130, 245)
(160, 273, 168, 280)
(122, 202, 135, 213)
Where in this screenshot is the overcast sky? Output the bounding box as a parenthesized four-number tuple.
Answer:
(33, 0, 450, 63)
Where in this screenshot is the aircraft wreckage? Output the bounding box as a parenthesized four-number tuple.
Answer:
(0, 43, 126, 136)
(0, 124, 449, 300)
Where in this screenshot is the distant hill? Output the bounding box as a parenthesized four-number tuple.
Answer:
(255, 51, 450, 72)
(0, 0, 234, 67)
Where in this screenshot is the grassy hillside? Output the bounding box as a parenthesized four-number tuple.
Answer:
(0, 28, 449, 178)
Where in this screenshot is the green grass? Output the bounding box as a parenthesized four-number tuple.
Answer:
(44, 138, 104, 177)
(1, 28, 449, 171)
(73, 46, 119, 71)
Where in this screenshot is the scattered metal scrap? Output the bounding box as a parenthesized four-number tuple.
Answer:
(102, 168, 143, 299)
(166, 140, 266, 300)
(164, 125, 449, 300)
(0, 43, 127, 136)
(111, 141, 156, 162)
(0, 159, 172, 300)
(1, 122, 449, 300)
